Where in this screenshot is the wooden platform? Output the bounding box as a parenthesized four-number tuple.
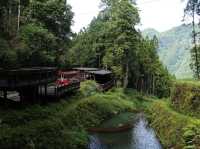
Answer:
(0, 67, 57, 90)
(0, 67, 58, 102)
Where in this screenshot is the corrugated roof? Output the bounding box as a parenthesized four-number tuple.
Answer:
(73, 67, 99, 71)
(88, 70, 112, 75)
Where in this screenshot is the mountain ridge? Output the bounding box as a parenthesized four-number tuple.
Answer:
(143, 24, 193, 78)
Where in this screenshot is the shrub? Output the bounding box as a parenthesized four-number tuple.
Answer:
(79, 80, 99, 97)
(171, 81, 200, 118)
(183, 121, 200, 149)
(146, 100, 200, 148)
(62, 92, 136, 129)
(0, 118, 88, 149)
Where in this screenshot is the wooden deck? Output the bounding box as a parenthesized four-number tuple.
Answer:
(0, 67, 57, 90)
(39, 81, 80, 98)
(0, 67, 114, 103)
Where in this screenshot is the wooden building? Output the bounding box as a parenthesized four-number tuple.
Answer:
(73, 67, 114, 91)
(0, 67, 57, 102)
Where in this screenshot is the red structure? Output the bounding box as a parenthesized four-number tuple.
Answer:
(56, 71, 80, 86)
(0, 67, 114, 103)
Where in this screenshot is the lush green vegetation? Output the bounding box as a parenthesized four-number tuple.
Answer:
(146, 100, 200, 148)
(171, 81, 200, 118)
(69, 0, 172, 97)
(0, 88, 137, 149)
(0, 0, 73, 68)
(0, 81, 200, 148)
(1, 0, 199, 149)
(184, 0, 200, 79)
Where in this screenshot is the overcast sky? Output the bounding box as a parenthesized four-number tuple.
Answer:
(67, 0, 187, 33)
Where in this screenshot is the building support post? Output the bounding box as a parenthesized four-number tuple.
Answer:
(3, 90, 7, 100)
(44, 85, 47, 97)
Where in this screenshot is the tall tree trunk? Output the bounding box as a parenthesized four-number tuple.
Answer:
(123, 62, 129, 89)
(7, 3, 12, 36)
(17, 0, 21, 33)
(152, 74, 155, 95)
(192, 1, 200, 78)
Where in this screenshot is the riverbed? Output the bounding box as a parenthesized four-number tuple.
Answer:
(88, 114, 162, 149)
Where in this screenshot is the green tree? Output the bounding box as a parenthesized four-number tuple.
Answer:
(19, 23, 57, 66)
(184, 0, 200, 78)
(101, 0, 140, 88)
(70, 0, 171, 97)
(0, 0, 74, 68)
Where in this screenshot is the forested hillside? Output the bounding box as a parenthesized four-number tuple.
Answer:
(143, 24, 193, 78)
(0, 0, 73, 69)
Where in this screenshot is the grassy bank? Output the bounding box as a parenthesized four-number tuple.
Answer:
(123, 86, 200, 148)
(0, 88, 137, 149)
(0, 84, 199, 149)
(146, 100, 200, 148)
(171, 81, 200, 118)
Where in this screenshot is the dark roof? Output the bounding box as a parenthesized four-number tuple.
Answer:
(60, 71, 79, 75)
(73, 67, 99, 71)
(0, 67, 57, 74)
(88, 70, 112, 75)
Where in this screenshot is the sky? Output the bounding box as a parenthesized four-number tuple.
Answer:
(67, 0, 187, 33)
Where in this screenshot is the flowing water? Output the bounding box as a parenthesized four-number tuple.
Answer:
(88, 114, 162, 149)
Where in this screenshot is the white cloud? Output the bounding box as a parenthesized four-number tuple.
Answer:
(68, 0, 187, 33)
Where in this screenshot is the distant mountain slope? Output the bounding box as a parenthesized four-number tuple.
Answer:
(143, 24, 193, 78)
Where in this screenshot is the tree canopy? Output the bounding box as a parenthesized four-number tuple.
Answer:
(0, 0, 73, 68)
(69, 0, 172, 97)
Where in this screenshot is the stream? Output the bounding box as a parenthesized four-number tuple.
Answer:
(88, 114, 162, 149)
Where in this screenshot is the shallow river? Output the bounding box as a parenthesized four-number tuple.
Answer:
(88, 115, 162, 149)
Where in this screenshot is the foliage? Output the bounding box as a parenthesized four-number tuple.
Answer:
(146, 100, 200, 148)
(0, 38, 17, 68)
(183, 121, 200, 148)
(26, 0, 73, 41)
(171, 81, 200, 118)
(70, 0, 171, 97)
(62, 91, 136, 129)
(0, 89, 136, 149)
(80, 80, 99, 97)
(19, 23, 57, 66)
(184, 0, 200, 78)
(0, 0, 73, 69)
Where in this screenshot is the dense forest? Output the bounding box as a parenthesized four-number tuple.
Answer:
(0, 0, 171, 97)
(0, 0, 73, 68)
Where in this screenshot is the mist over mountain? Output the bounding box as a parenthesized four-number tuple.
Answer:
(143, 24, 193, 78)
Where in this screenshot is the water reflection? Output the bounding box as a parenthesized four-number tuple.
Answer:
(88, 114, 162, 149)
